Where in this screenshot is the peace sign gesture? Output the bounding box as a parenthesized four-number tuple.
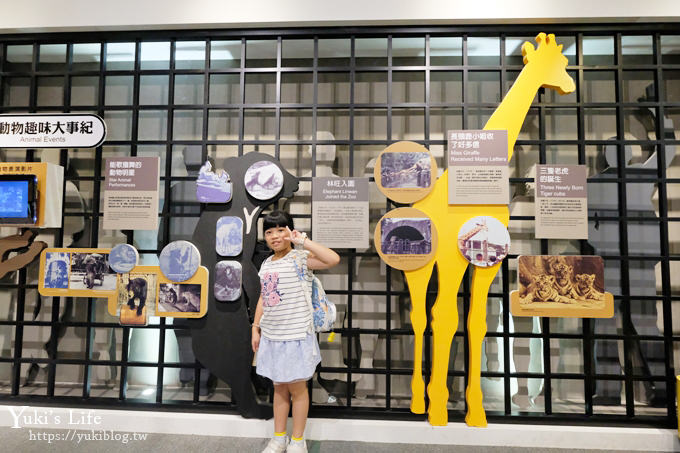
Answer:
(284, 226, 306, 246)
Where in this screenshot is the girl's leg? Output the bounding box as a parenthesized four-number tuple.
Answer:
(273, 383, 290, 433)
(288, 380, 309, 438)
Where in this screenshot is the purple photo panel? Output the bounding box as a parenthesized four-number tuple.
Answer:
(196, 160, 232, 203)
(214, 261, 242, 302)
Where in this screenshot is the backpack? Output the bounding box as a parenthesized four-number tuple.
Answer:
(292, 252, 337, 334)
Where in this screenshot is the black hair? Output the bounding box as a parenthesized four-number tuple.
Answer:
(262, 210, 294, 232)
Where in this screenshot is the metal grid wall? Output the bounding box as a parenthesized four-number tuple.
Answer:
(0, 24, 678, 427)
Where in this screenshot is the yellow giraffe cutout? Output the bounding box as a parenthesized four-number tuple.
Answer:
(405, 33, 575, 427)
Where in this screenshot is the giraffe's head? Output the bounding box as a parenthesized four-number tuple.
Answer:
(522, 33, 576, 95)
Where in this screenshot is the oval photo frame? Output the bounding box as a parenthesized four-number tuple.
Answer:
(159, 240, 201, 282)
(374, 141, 437, 204)
(374, 207, 438, 271)
(457, 216, 511, 268)
(109, 243, 139, 274)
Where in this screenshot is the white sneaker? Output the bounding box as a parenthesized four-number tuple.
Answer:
(286, 439, 308, 453)
(261, 436, 288, 453)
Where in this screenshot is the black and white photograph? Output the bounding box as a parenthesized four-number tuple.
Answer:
(380, 217, 432, 255)
(380, 152, 432, 189)
(214, 260, 242, 302)
(43, 252, 69, 289)
(244, 160, 284, 200)
(457, 216, 510, 267)
(158, 283, 202, 313)
(116, 272, 157, 317)
(69, 252, 117, 290)
(216, 216, 243, 256)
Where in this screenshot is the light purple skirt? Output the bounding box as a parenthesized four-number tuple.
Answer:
(256, 333, 321, 384)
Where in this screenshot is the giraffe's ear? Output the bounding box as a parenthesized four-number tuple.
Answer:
(522, 42, 535, 64)
(557, 44, 563, 52)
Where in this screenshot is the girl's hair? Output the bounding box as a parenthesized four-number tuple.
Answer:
(262, 210, 294, 232)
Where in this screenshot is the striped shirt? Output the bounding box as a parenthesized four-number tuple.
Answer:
(258, 249, 313, 341)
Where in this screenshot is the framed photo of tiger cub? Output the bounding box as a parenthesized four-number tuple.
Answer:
(510, 255, 614, 318)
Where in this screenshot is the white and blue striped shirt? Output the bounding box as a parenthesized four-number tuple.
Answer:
(258, 249, 313, 341)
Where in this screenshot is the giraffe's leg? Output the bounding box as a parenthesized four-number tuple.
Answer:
(427, 254, 467, 426)
(466, 264, 501, 427)
(404, 259, 435, 414)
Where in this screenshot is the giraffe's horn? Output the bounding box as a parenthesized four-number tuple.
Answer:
(522, 42, 535, 64)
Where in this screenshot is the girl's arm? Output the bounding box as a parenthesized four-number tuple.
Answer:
(251, 295, 264, 352)
(304, 237, 341, 270)
(285, 227, 340, 270)
(253, 294, 264, 326)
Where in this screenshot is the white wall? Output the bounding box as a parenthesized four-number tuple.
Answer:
(2, 0, 680, 33)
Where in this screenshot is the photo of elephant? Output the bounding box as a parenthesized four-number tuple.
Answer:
(69, 252, 116, 290)
(215, 216, 243, 256)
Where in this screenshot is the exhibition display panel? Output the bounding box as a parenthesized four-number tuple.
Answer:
(0, 24, 678, 430)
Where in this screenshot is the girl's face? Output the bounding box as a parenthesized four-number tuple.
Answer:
(264, 225, 291, 252)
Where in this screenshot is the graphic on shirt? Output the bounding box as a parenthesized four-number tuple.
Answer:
(261, 271, 282, 307)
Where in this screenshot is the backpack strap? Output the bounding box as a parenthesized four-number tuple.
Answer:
(291, 251, 316, 334)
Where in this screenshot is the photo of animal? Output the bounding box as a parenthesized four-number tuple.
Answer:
(214, 260, 242, 302)
(196, 160, 232, 203)
(520, 274, 575, 304)
(158, 283, 201, 313)
(518, 255, 606, 308)
(126, 278, 148, 315)
(457, 216, 510, 268)
(244, 160, 284, 200)
(159, 240, 200, 282)
(69, 252, 116, 291)
(380, 151, 432, 189)
(215, 216, 243, 256)
(573, 273, 605, 301)
(109, 243, 139, 274)
(116, 272, 157, 318)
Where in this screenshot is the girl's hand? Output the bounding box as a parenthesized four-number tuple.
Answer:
(284, 226, 306, 245)
(251, 326, 260, 352)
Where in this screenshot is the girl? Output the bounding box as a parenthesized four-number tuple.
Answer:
(252, 210, 340, 453)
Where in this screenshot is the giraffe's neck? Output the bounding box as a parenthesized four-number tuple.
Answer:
(483, 64, 542, 160)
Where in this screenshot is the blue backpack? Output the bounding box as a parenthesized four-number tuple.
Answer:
(292, 252, 337, 334)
